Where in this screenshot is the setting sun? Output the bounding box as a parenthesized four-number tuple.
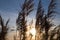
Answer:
(30, 28, 36, 36)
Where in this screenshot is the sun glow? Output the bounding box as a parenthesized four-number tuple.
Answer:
(30, 28, 36, 36)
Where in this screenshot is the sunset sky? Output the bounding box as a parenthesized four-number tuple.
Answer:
(0, 0, 60, 27)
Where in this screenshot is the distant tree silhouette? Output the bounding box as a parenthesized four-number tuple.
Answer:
(0, 15, 9, 40)
(16, 0, 34, 40)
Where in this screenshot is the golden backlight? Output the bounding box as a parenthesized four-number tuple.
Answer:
(30, 28, 36, 36)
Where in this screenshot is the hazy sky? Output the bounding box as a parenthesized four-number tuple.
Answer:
(0, 0, 60, 27)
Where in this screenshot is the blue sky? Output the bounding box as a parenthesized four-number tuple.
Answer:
(0, 0, 60, 27)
